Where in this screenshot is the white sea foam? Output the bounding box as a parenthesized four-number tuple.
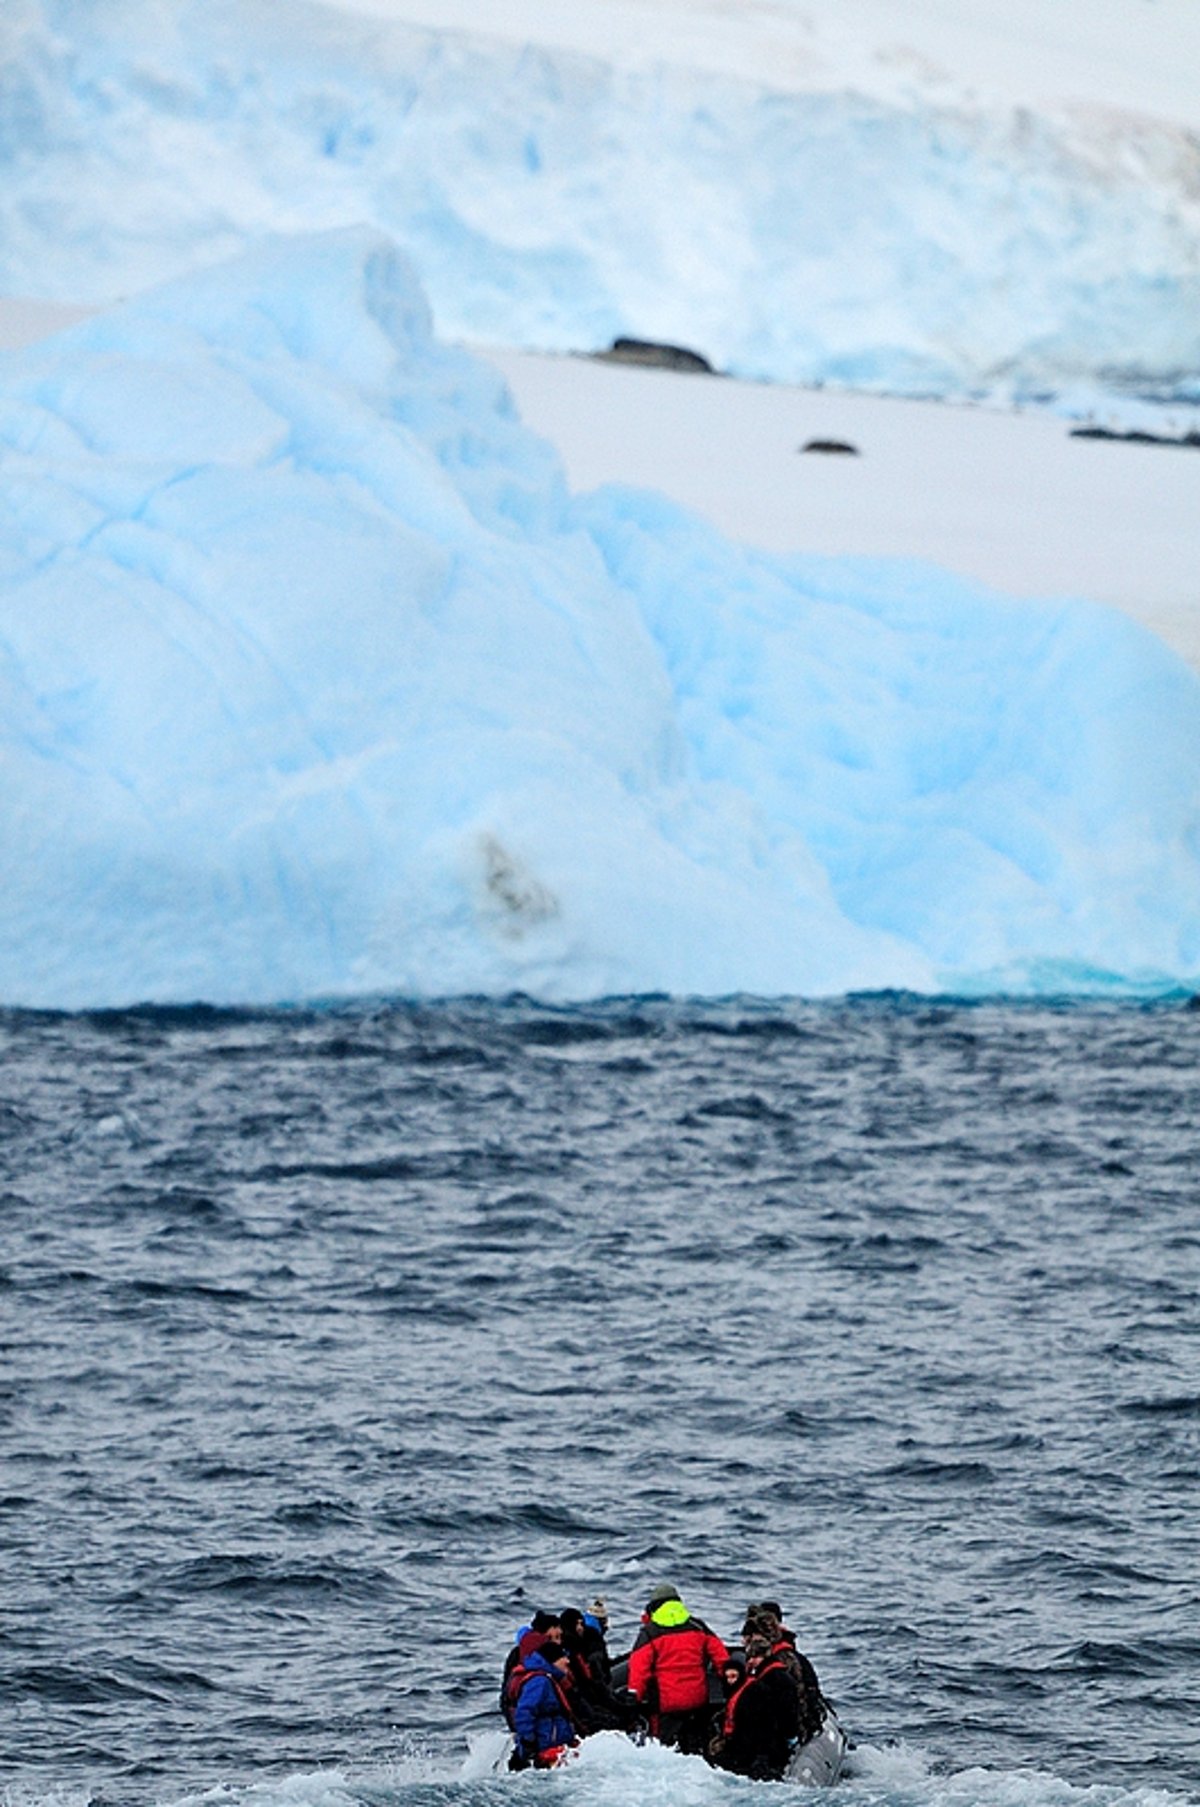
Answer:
(844, 1743, 1193, 1807)
(448, 1734, 1199, 1807)
(546, 1736, 1198, 1807)
(4, 1724, 1194, 1807)
(0, 1785, 95, 1807)
(11, 1709, 1184, 1807)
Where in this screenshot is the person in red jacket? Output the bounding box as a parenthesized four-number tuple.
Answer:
(627, 1584, 729, 1754)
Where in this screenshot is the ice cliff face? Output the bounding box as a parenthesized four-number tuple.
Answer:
(1, 0, 1198, 411)
(0, 230, 1197, 1007)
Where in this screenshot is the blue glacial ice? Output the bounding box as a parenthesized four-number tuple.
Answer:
(1, 0, 1199, 413)
(0, 228, 1198, 1007)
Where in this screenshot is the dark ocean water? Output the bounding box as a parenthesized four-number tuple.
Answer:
(2, 996, 1198, 1807)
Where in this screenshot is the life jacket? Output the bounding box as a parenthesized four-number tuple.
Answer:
(722, 1653, 788, 1740)
(770, 1634, 824, 1739)
(499, 1630, 557, 1720)
(503, 1657, 576, 1732)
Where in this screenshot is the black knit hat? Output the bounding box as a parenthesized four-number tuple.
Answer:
(646, 1584, 681, 1612)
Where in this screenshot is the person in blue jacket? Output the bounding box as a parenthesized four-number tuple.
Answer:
(509, 1637, 580, 1769)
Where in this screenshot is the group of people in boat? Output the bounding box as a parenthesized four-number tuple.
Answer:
(499, 1584, 828, 1779)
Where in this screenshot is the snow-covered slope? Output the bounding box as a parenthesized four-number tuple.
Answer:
(327, 0, 1200, 125)
(485, 346, 1200, 673)
(2, 0, 1198, 412)
(1, 232, 1197, 1008)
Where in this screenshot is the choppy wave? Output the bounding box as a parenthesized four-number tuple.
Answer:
(2, 997, 1198, 1806)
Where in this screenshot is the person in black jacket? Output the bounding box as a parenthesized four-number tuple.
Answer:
(559, 1606, 627, 1730)
(742, 1602, 826, 1743)
(708, 1635, 800, 1780)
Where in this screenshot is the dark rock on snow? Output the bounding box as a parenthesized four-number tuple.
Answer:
(1069, 426, 1200, 449)
(800, 438, 860, 455)
(596, 337, 716, 374)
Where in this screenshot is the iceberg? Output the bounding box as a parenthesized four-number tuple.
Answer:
(0, 228, 1198, 1007)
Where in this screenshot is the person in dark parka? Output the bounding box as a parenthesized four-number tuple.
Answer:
(709, 1634, 801, 1780)
(559, 1606, 627, 1730)
(742, 1601, 825, 1743)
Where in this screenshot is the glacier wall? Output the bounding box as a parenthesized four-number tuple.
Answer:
(1, 229, 1198, 1008)
(1, 0, 1198, 409)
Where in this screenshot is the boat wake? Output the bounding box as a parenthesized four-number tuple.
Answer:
(4, 1733, 1192, 1807)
